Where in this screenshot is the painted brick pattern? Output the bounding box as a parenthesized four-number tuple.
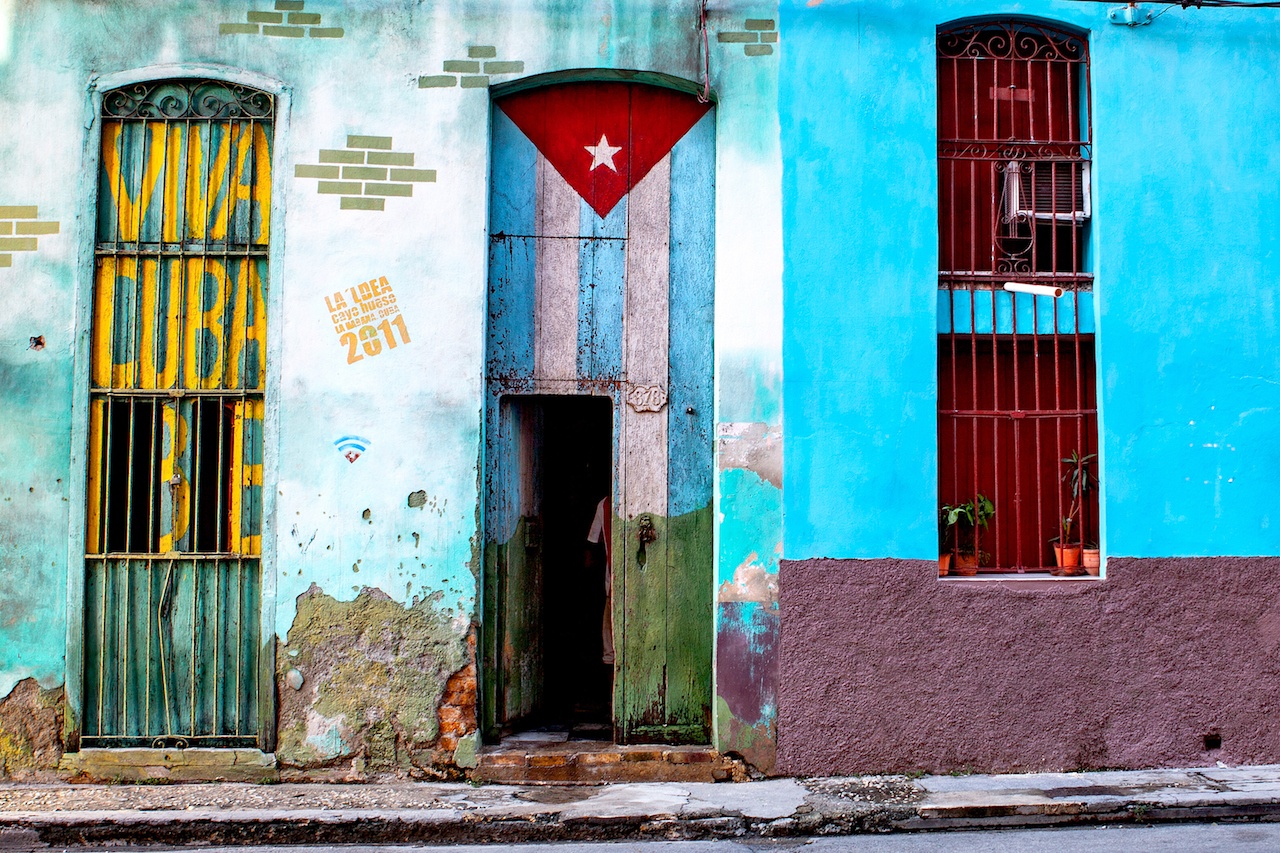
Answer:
(419, 45, 525, 90)
(718, 18, 777, 56)
(0, 206, 59, 269)
(220, 0, 343, 39)
(294, 136, 436, 211)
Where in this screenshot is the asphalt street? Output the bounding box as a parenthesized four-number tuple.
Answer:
(105, 824, 1280, 853)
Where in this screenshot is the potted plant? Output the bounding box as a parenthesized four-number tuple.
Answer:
(1082, 540, 1101, 575)
(940, 494, 995, 576)
(1051, 450, 1096, 575)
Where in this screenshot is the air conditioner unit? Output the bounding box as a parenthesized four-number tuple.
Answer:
(1003, 160, 1091, 223)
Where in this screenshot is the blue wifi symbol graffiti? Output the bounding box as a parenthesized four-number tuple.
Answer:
(334, 435, 371, 463)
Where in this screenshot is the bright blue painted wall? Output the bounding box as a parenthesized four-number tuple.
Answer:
(780, 1, 1280, 559)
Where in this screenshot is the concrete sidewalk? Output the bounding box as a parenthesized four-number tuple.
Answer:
(3, 765, 1280, 847)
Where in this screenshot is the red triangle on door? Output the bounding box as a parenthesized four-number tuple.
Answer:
(496, 82, 711, 219)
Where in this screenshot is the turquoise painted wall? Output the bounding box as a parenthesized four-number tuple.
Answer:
(0, 0, 785, 767)
(780, 0, 1280, 560)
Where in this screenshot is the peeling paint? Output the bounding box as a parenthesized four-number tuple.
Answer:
(0, 678, 63, 780)
(717, 559, 778, 606)
(717, 422, 781, 488)
(276, 585, 467, 772)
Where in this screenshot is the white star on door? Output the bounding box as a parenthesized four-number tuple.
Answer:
(584, 134, 623, 172)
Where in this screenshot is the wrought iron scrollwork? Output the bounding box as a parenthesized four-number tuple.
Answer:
(937, 20, 1087, 64)
(101, 79, 274, 119)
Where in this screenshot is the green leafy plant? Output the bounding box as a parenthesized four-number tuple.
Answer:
(940, 494, 995, 557)
(1054, 450, 1097, 545)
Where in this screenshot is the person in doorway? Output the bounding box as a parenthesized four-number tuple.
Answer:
(585, 496, 615, 665)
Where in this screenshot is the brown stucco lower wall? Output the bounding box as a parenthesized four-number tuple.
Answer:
(777, 557, 1280, 776)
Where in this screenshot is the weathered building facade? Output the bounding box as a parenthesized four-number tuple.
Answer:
(0, 0, 1278, 780)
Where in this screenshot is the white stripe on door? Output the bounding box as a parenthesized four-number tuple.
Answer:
(621, 156, 670, 518)
(534, 153, 580, 382)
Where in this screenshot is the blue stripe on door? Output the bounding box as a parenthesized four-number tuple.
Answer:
(578, 196, 627, 381)
(488, 109, 538, 381)
(667, 111, 716, 517)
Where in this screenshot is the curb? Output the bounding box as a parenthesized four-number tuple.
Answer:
(5, 798, 1280, 847)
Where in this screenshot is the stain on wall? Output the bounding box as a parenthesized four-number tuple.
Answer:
(0, 679, 64, 780)
(276, 585, 468, 775)
(779, 557, 1280, 775)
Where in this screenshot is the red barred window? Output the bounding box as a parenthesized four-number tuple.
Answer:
(937, 21, 1099, 575)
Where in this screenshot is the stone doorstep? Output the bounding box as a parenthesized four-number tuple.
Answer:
(472, 743, 727, 784)
(59, 749, 277, 783)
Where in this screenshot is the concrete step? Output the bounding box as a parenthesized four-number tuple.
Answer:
(472, 742, 734, 783)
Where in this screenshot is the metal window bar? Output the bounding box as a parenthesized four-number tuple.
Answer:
(84, 80, 271, 747)
(937, 23, 1099, 573)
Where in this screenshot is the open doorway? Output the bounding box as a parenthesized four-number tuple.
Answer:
(491, 394, 613, 740)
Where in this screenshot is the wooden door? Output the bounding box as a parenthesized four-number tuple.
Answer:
(485, 79, 714, 743)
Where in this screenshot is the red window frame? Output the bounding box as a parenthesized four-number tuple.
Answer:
(937, 21, 1099, 574)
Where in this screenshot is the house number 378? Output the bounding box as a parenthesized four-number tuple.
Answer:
(340, 315, 412, 364)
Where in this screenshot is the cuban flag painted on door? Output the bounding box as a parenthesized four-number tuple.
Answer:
(486, 80, 715, 743)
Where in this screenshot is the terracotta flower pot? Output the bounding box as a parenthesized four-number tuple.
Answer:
(953, 553, 980, 576)
(939, 554, 952, 577)
(1053, 543, 1082, 574)
(1082, 548, 1101, 575)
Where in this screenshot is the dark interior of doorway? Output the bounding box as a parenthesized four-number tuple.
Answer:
(527, 395, 613, 740)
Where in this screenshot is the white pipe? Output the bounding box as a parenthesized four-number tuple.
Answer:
(1003, 281, 1064, 298)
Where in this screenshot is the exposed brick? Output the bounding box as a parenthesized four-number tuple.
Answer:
(717, 32, 756, 43)
(528, 753, 573, 768)
(263, 25, 305, 37)
(0, 237, 37, 251)
(744, 19, 776, 30)
(439, 734, 459, 752)
(621, 749, 664, 762)
(295, 164, 340, 179)
(444, 60, 480, 73)
(460, 76, 489, 89)
(347, 135, 393, 150)
(341, 165, 388, 181)
(481, 752, 526, 767)
(0, 206, 36, 219)
(484, 61, 524, 74)
(340, 197, 384, 211)
(0, 254, 11, 267)
(665, 749, 715, 764)
(744, 44, 774, 56)
(309, 27, 344, 38)
(219, 23, 259, 35)
(468, 45, 497, 58)
(419, 75, 457, 88)
(576, 751, 622, 765)
(0, 222, 11, 235)
(438, 705, 464, 724)
(317, 181, 363, 195)
(761, 31, 778, 43)
(247, 11, 283, 23)
(16, 221, 58, 235)
(366, 152, 414, 166)
(389, 168, 436, 183)
(364, 183, 413, 198)
(319, 149, 364, 164)
(288, 12, 322, 25)
(439, 718, 467, 737)
(275, 0, 305, 9)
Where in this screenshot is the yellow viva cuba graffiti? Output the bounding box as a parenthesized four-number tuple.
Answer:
(91, 256, 267, 391)
(99, 119, 271, 246)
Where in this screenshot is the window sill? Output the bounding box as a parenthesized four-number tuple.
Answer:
(939, 572, 1102, 589)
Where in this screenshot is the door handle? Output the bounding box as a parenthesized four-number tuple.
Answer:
(636, 514, 657, 567)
